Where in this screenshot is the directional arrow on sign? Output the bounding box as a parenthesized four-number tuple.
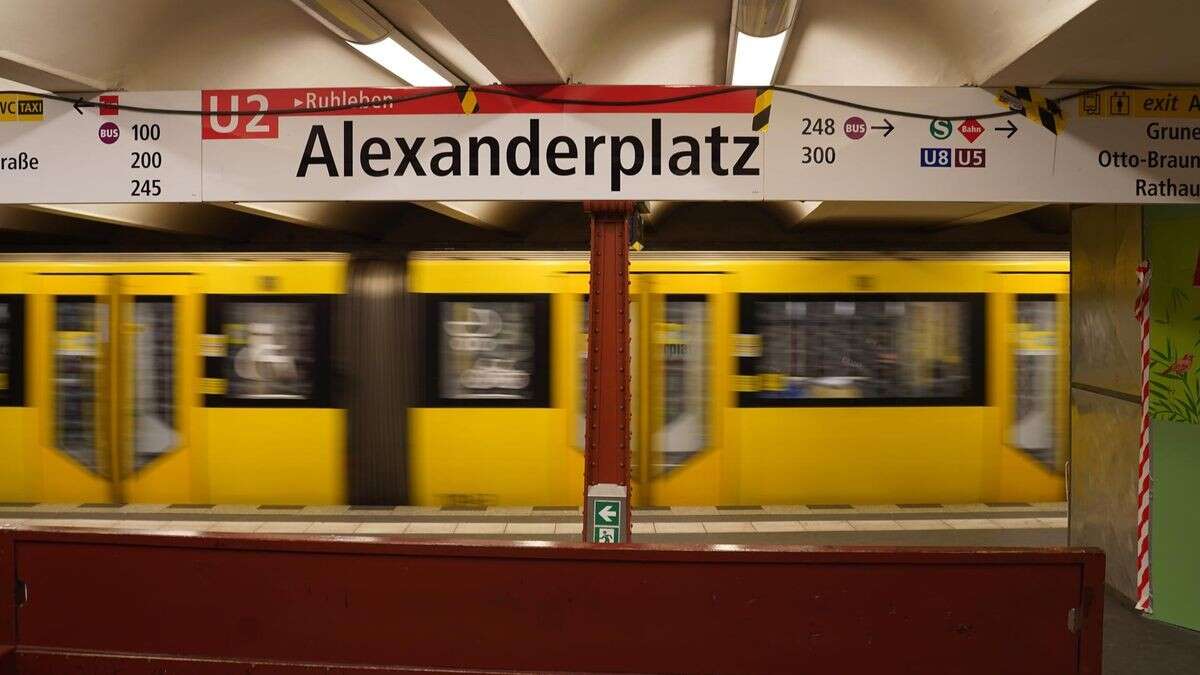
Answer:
(293, 97, 303, 108)
(871, 118, 895, 137)
(597, 504, 617, 523)
(73, 98, 86, 115)
(995, 119, 1019, 138)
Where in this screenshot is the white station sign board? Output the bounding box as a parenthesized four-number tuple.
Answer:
(1, 85, 1198, 203)
(0, 91, 201, 202)
(764, 87, 1200, 202)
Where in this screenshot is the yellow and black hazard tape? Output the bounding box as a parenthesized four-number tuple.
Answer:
(752, 88, 772, 132)
(999, 86, 1065, 134)
(456, 86, 478, 115)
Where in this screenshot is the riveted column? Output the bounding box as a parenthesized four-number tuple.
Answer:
(582, 200, 634, 543)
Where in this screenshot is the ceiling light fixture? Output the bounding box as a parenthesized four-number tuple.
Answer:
(727, 0, 800, 86)
(349, 36, 452, 87)
(291, 0, 462, 86)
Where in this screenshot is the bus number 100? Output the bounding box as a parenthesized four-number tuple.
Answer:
(131, 123, 161, 141)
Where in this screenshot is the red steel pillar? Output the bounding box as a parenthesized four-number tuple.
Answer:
(582, 200, 635, 543)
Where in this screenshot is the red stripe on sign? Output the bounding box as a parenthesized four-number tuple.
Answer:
(466, 85, 755, 114)
(471, 85, 753, 113)
(531, 85, 754, 113)
(199, 85, 754, 118)
(1193, 249, 1200, 287)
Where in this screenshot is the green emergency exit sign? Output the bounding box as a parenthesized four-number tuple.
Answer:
(590, 498, 623, 543)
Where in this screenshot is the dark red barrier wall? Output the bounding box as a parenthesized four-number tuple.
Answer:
(0, 528, 1102, 674)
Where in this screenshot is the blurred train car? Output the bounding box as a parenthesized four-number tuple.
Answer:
(0, 251, 1069, 507)
(0, 255, 346, 505)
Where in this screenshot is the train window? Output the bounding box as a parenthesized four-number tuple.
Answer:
(425, 294, 550, 407)
(204, 295, 333, 408)
(54, 296, 108, 475)
(576, 295, 706, 475)
(737, 294, 986, 407)
(0, 295, 25, 406)
(656, 296, 709, 474)
(129, 297, 178, 469)
(1010, 295, 1061, 469)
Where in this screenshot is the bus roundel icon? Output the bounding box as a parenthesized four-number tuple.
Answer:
(844, 116, 867, 140)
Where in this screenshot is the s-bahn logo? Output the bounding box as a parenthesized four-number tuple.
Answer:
(0, 95, 43, 121)
(929, 118, 952, 140)
(957, 118, 984, 143)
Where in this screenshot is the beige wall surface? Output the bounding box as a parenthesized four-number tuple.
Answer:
(1069, 204, 1143, 602)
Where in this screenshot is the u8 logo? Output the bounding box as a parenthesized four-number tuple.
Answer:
(920, 148, 952, 167)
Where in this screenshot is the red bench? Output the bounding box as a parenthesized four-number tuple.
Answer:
(0, 527, 1102, 674)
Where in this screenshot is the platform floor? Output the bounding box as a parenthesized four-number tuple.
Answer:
(1, 501, 1068, 544)
(3, 500, 1198, 674)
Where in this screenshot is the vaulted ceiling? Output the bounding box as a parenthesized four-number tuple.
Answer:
(0, 0, 1191, 249)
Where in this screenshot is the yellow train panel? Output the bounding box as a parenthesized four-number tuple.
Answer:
(733, 408, 990, 505)
(204, 409, 346, 505)
(410, 409, 571, 506)
(0, 409, 31, 501)
(996, 445, 1068, 503)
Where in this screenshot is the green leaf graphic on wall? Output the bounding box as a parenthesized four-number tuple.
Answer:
(1150, 339, 1199, 423)
(1148, 209, 1200, 425)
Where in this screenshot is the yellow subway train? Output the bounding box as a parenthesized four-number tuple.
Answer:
(0, 251, 1068, 507)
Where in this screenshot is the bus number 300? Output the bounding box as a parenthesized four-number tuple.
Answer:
(799, 146, 836, 164)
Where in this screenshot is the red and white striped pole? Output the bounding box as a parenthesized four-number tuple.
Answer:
(1134, 261, 1153, 613)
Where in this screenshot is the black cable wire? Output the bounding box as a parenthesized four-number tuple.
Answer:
(0, 83, 1147, 121)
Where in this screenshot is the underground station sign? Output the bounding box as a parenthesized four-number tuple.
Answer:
(1, 85, 1199, 203)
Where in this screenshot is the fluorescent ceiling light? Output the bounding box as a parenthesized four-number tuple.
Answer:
(350, 36, 452, 87)
(730, 30, 788, 86)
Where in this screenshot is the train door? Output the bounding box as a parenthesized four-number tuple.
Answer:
(631, 274, 724, 506)
(39, 274, 197, 503)
(991, 271, 1070, 502)
(575, 272, 725, 506)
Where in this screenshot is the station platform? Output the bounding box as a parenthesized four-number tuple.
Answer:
(3, 501, 1198, 674)
(1, 501, 1068, 545)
